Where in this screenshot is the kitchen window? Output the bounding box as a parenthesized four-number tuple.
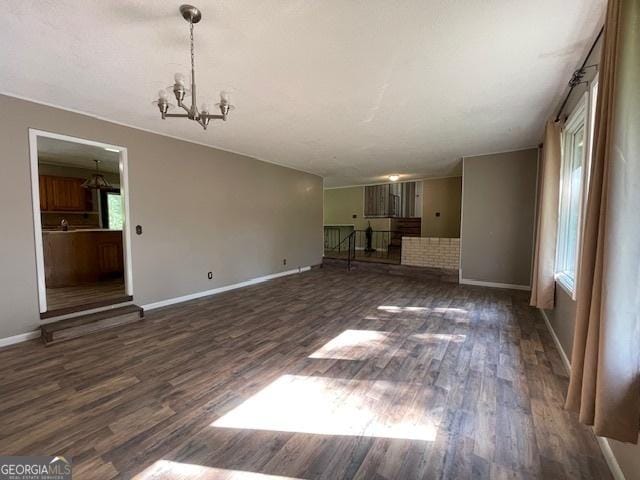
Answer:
(555, 77, 598, 297)
(100, 189, 124, 230)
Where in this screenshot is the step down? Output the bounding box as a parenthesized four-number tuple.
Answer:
(40, 295, 133, 319)
(41, 305, 144, 345)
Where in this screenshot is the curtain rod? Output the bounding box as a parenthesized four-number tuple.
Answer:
(554, 26, 604, 123)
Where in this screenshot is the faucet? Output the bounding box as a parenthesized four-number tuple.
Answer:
(61, 219, 69, 231)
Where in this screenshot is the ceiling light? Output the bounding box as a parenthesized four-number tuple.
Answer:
(82, 160, 112, 190)
(153, 4, 235, 130)
(104, 147, 120, 153)
(388, 175, 400, 182)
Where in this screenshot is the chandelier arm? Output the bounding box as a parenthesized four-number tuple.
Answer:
(164, 113, 191, 118)
(203, 114, 225, 120)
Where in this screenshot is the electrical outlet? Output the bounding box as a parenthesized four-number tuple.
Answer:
(283, 258, 287, 266)
(207, 272, 213, 279)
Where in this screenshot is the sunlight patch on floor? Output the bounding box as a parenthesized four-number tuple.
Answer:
(211, 375, 438, 442)
(309, 329, 390, 360)
(133, 460, 303, 480)
(377, 305, 467, 315)
(308, 329, 467, 361)
(412, 333, 466, 343)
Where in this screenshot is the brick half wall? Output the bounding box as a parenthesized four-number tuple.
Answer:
(401, 237, 460, 270)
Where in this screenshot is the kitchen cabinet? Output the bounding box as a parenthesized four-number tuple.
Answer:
(39, 176, 48, 211)
(43, 230, 124, 287)
(39, 175, 92, 212)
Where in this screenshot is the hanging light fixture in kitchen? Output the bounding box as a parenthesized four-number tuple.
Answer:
(82, 160, 112, 190)
(153, 4, 234, 130)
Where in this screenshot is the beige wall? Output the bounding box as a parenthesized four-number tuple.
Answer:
(323, 187, 390, 231)
(461, 148, 538, 286)
(544, 286, 576, 359)
(421, 177, 461, 238)
(0, 94, 323, 339)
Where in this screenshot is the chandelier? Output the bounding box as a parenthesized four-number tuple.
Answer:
(82, 160, 112, 190)
(153, 4, 234, 130)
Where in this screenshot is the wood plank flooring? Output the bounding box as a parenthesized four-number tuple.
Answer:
(0, 266, 612, 479)
(46, 279, 126, 311)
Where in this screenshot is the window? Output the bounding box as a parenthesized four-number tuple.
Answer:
(556, 77, 598, 297)
(107, 192, 123, 230)
(364, 182, 417, 217)
(100, 189, 123, 230)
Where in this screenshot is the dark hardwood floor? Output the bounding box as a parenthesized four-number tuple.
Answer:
(0, 266, 612, 479)
(46, 279, 126, 311)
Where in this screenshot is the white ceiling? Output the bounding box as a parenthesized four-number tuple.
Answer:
(38, 137, 120, 173)
(1, 1, 604, 187)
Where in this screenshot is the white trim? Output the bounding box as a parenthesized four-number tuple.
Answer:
(28, 130, 47, 313)
(539, 308, 571, 372)
(324, 174, 462, 190)
(461, 145, 539, 160)
(142, 266, 311, 311)
(539, 308, 626, 480)
(459, 158, 466, 283)
(0, 331, 40, 348)
(119, 148, 134, 296)
(555, 271, 576, 300)
(459, 278, 531, 291)
(2, 92, 321, 179)
(28, 129, 135, 312)
(555, 94, 588, 301)
(596, 438, 626, 480)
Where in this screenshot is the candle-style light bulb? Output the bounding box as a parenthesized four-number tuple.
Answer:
(200, 103, 209, 113)
(158, 89, 169, 101)
(174, 73, 185, 86)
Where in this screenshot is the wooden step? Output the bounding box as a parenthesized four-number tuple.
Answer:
(41, 295, 133, 319)
(41, 305, 144, 345)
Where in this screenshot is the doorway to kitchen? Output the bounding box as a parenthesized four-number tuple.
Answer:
(28, 130, 133, 316)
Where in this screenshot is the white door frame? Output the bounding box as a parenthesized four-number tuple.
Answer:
(28, 129, 134, 314)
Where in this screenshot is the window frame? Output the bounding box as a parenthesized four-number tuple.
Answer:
(555, 74, 598, 299)
(555, 94, 587, 297)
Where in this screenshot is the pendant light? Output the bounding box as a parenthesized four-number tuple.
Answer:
(82, 160, 112, 190)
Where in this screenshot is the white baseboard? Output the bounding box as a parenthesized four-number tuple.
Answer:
(0, 331, 40, 348)
(460, 278, 531, 291)
(0, 266, 312, 348)
(539, 308, 571, 373)
(142, 266, 311, 311)
(596, 437, 626, 480)
(539, 308, 626, 480)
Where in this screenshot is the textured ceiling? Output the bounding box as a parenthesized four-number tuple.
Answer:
(1, 1, 604, 187)
(38, 137, 120, 173)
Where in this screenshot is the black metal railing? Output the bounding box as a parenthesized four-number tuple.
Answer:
(325, 229, 404, 268)
(324, 226, 354, 254)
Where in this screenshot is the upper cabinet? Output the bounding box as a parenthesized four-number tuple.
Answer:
(39, 175, 92, 212)
(38, 176, 48, 211)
